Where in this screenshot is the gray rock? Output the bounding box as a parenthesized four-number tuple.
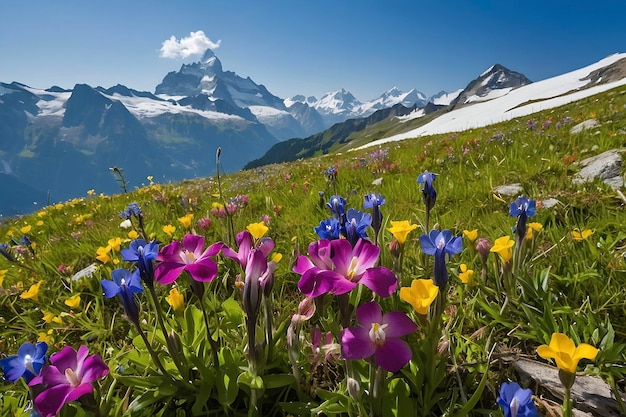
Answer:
(573, 149, 624, 189)
(570, 119, 601, 134)
(541, 198, 560, 209)
(494, 183, 523, 196)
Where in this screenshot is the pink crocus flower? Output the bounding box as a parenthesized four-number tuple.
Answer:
(294, 238, 397, 298)
(222, 230, 274, 269)
(341, 301, 417, 372)
(29, 345, 109, 417)
(154, 234, 223, 284)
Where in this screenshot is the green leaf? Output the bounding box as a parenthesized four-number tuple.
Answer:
(278, 401, 316, 416)
(262, 373, 295, 389)
(383, 378, 415, 417)
(216, 365, 240, 406)
(237, 371, 265, 390)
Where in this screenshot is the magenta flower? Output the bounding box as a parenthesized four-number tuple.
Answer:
(154, 234, 223, 284)
(341, 301, 417, 372)
(295, 238, 397, 298)
(29, 345, 109, 417)
(222, 230, 274, 269)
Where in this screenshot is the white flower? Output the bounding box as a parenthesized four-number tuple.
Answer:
(120, 219, 132, 229)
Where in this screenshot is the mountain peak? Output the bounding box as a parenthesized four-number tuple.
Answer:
(452, 63, 532, 106)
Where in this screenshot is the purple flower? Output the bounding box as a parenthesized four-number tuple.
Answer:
(29, 345, 109, 417)
(0, 342, 48, 383)
(341, 301, 417, 372)
(417, 170, 437, 211)
(154, 234, 223, 284)
(295, 238, 397, 298)
(101, 268, 144, 324)
(420, 230, 463, 288)
(121, 239, 159, 286)
(222, 230, 274, 269)
(497, 382, 540, 417)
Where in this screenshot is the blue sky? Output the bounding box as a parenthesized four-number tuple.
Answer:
(1, 1, 625, 101)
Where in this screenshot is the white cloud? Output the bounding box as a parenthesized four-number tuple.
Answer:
(159, 30, 221, 59)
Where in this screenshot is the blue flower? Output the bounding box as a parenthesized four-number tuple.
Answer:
(326, 195, 347, 223)
(121, 239, 159, 286)
(0, 342, 48, 383)
(344, 208, 372, 247)
(417, 171, 437, 211)
(509, 196, 536, 242)
(120, 202, 143, 220)
(101, 268, 144, 324)
(509, 196, 536, 218)
(497, 382, 540, 417)
(419, 229, 462, 288)
(315, 218, 342, 240)
(363, 193, 385, 240)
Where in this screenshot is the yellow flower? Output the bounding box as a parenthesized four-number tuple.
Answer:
(463, 229, 478, 243)
(0, 269, 6, 288)
(572, 229, 593, 241)
(108, 237, 122, 252)
(459, 264, 474, 284)
(65, 294, 81, 308)
(166, 287, 185, 313)
(178, 213, 194, 229)
(525, 222, 543, 240)
(128, 230, 139, 239)
(247, 221, 269, 240)
(400, 279, 439, 315)
(38, 329, 54, 344)
(20, 280, 44, 301)
(37, 210, 47, 218)
(163, 224, 176, 238)
(387, 220, 418, 245)
(96, 246, 112, 264)
(490, 236, 515, 263)
(537, 332, 598, 374)
(20, 225, 32, 234)
(42, 311, 63, 324)
(36, 220, 44, 226)
(212, 202, 224, 210)
(271, 253, 283, 263)
(54, 203, 64, 210)
(87, 189, 95, 196)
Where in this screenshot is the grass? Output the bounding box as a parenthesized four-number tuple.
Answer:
(1, 84, 626, 417)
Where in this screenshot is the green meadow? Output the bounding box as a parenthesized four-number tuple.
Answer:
(1, 84, 625, 417)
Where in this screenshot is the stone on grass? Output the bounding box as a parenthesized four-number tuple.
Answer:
(570, 119, 601, 134)
(573, 149, 624, 190)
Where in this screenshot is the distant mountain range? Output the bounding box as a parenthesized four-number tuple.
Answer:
(3, 47, 624, 218)
(0, 48, 452, 216)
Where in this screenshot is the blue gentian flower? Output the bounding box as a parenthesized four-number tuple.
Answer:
(417, 171, 437, 211)
(0, 243, 17, 263)
(510, 196, 536, 242)
(0, 342, 48, 383)
(315, 218, 342, 240)
(344, 208, 372, 247)
(121, 239, 159, 286)
(420, 229, 462, 289)
(363, 193, 385, 240)
(497, 382, 540, 417)
(326, 195, 347, 223)
(101, 268, 144, 324)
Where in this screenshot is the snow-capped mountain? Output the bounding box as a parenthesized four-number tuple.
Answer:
(358, 53, 626, 150)
(451, 64, 532, 107)
(286, 86, 431, 129)
(430, 89, 463, 106)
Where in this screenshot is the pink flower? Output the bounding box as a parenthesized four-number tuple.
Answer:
(295, 238, 397, 298)
(29, 345, 109, 417)
(154, 234, 223, 284)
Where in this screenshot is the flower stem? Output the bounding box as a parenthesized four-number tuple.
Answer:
(131, 318, 169, 376)
(563, 385, 573, 417)
(198, 295, 221, 368)
(147, 284, 186, 376)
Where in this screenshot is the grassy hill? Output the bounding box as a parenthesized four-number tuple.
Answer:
(1, 83, 625, 416)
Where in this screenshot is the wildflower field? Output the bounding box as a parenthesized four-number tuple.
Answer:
(1, 84, 626, 417)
